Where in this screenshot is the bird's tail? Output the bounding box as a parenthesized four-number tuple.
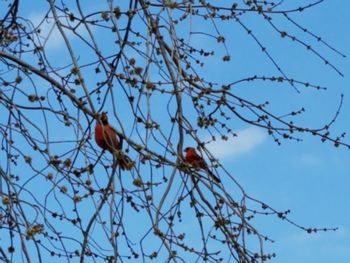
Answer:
(112, 150, 133, 170)
(208, 170, 221, 183)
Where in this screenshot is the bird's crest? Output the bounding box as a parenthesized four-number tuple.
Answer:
(98, 111, 108, 124)
(184, 147, 194, 153)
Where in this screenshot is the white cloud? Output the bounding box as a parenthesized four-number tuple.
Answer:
(206, 127, 267, 159)
(286, 227, 349, 248)
(29, 13, 64, 50)
(300, 153, 322, 167)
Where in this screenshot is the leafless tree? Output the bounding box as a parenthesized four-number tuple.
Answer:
(0, 1, 346, 262)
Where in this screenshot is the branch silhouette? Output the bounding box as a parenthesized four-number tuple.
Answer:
(0, 1, 346, 262)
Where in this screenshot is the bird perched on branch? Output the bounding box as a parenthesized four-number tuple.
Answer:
(184, 147, 221, 183)
(94, 112, 133, 170)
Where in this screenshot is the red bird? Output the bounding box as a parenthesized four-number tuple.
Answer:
(184, 147, 221, 183)
(95, 112, 133, 170)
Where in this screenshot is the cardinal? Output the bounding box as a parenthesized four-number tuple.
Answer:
(183, 147, 221, 183)
(94, 112, 133, 170)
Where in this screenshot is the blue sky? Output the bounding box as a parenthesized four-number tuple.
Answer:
(211, 1, 350, 261)
(1, 1, 350, 262)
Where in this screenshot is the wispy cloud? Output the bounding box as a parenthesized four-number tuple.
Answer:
(206, 127, 267, 159)
(29, 13, 65, 50)
(300, 153, 323, 168)
(288, 227, 350, 249)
